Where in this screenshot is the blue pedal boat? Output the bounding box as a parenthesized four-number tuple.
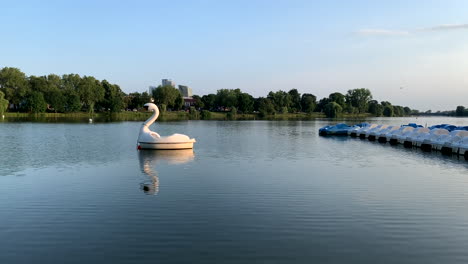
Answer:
(319, 123, 353, 136)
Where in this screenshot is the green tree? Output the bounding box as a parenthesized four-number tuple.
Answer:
(0, 91, 8, 115)
(29, 75, 49, 94)
(301, 93, 316, 113)
(77, 76, 105, 114)
(101, 80, 124, 112)
(61, 74, 82, 112)
(47, 74, 62, 90)
(383, 105, 394, 117)
(126, 92, 141, 110)
(288, 89, 302, 112)
(316, 97, 330, 112)
(380, 101, 392, 107)
(192, 95, 204, 109)
(257, 97, 276, 117)
(29, 75, 63, 111)
(368, 100, 383, 116)
(237, 92, 254, 113)
(393, 106, 404, 117)
(215, 89, 238, 109)
(24, 91, 47, 113)
(0, 67, 30, 108)
(329, 92, 346, 108)
(324, 102, 342, 118)
(63, 89, 81, 112)
(152, 85, 181, 109)
(267, 90, 291, 112)
(403, 106, 412, 116)
(141, 92, 152, 106)
(48, 89, 66, 112)
(46, 74, 66, 112)
(174, 95, 184, 110)
(456, 106, 466, 116)
(201, 94, 216, 110)
(29, 75, 61, 101)
(62, 74, 81, 91)
(345, 88, 372, 113)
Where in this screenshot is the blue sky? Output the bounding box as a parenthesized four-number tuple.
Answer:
(1, 0, 468, 111)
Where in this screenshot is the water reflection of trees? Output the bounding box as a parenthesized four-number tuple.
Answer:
(138, 149, 195, 195)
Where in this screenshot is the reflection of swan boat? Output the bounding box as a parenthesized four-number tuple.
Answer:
(137, 103, 196, 150)
(138, 149, 195, 195)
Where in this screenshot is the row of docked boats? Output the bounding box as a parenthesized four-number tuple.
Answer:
(319, 123, 468, 157)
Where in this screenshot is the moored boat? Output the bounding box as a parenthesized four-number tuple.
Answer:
(358, 124, 379, 139)
(319, 121, 468, 159)
(366, 124, 389, 141)
(403, 127, 430, 147)
(440, 130, 468, 155)
(419, 129, 450, 151)
(455, 137, 468, 158)
(390, 126, 414, 145)
(319, 123, 353, 136)
(348, 123, 369, 137)
(377, 126, 399, 143)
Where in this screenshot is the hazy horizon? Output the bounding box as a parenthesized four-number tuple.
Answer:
(2, 0, 468, 111)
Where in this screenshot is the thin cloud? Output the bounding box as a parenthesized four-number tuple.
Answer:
(357, 23, 468, 36)
(356, 29, 409, 36)
(419, 23, 468, 31)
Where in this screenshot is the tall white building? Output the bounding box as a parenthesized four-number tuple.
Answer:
(178, 85, 193, 97)
(162, 79, 176, 87)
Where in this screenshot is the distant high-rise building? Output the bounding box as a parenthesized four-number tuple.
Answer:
(148, 86, 157, 94)
(162, 79, 176, 87)
(178, 85, 193, 97)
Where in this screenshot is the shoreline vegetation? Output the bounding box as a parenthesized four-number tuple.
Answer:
(5, 66, 462, 121)
(2, 111, 378, 122)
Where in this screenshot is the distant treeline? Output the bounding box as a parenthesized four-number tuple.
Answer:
(413, 106, 468, 117)
(1, 67, 415, 118)
(455, 106, 468, 117)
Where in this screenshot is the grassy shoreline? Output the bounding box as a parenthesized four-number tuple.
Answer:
(2, 111, 378, 122)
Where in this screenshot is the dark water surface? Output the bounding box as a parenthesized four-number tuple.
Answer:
(1, 118, 468, 263)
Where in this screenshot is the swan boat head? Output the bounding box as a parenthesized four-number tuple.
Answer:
(143, 102, 158, 113)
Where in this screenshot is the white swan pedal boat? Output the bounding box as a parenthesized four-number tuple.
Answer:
(137, 103, 196, 150)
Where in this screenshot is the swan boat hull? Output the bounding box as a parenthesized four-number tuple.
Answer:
(138, 141, 195, 150)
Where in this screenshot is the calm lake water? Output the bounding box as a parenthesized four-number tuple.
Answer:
(1, 117, 468, 263)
